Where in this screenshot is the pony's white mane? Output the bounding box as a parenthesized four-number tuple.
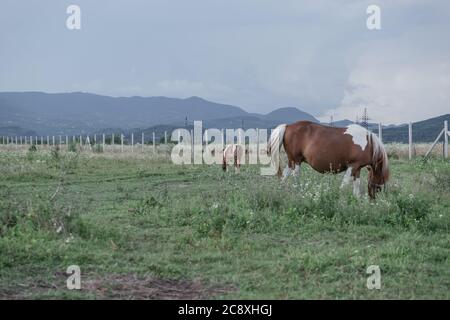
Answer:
(345, 123, 389, 181)
(369, 130, 389, 180)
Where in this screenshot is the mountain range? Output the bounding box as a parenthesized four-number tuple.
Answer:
(0, 92, 317, 135)
(0, 92, 448, 143)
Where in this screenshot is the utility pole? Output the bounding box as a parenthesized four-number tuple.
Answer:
(360, 108, 370, 130)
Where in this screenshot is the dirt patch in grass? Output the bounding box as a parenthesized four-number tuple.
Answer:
(0, 273, 234, 300)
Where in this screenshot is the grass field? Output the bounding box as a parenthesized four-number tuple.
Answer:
(0, 146, 449, 299)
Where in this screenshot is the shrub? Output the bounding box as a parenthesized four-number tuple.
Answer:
(431, 165, 450, 193)
(393, 193, 431, 226)
(132, 196, 162, 215)
(0, 193, 84, 237)
(50, 146, 60, 161)
(67, 141, 78, 153)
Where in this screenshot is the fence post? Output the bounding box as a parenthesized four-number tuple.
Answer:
(131, 133, 134, 152)
(66, 135, 69, 149)
(378, 123, 382, 142)
(165, 131, 167, 144)
(142, 132, 144, 152)
(52, 136, 55, 146)
(190, 129, 193, 161)
(221, 129, 225, 149)
(444, 120, 448, 159)
(121, 134, 124, 152)
(408, 122, 413, 160)
(153, 132, 156, 152)
(257, 128, 260, 155)
(86, 136, 92, 151)
(102, 134, 105, 151)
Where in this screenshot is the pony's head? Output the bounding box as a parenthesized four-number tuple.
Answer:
(368, 133, 389, 198)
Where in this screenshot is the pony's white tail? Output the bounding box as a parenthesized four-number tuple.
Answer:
(370, 132, 389, 182)
(268, 124, 287, 176)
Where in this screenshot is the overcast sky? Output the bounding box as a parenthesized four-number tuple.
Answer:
(1, 0, 449, 124)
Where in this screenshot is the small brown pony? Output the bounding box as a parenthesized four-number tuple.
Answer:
(222, 144, 244, 173)
(268, 121, 389, 198)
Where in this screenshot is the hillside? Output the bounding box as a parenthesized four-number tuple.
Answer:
(0, 126, 37, 137)
(373, 114, 450, 143)
(0, 92, 318, 135)
(262, 107, 318, 123)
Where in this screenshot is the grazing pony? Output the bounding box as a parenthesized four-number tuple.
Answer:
(222, 144, 244, 173)
(268, 121, 389, 198)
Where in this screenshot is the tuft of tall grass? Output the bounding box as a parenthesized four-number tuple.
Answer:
(0, 191, 85, 238)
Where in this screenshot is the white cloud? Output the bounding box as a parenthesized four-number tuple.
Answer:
(322, 43, 450, 124)
(1, 0, 450, 121)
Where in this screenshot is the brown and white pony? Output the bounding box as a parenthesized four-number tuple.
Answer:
(222, 144, 244, 173)
(268, 121, 389, 198)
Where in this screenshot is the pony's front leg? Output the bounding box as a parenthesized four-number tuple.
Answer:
(352, 168, 361, 197)
(353, 178, 361, 197)
(292, 164, 301, 177)
(340, 167, 353, 188)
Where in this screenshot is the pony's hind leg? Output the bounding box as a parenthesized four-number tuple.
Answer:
(234, 148, 241, 173)
(282, 160, 297, 181)
(235, 160, 240, 173)
(281, 166, 292, 181)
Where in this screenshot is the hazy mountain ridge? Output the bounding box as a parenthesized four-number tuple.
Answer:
(0, 92, 318, 135)
(326, 116, 449, 143)
(0, 92, 448, 143)
(374, 114, 450, 143)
